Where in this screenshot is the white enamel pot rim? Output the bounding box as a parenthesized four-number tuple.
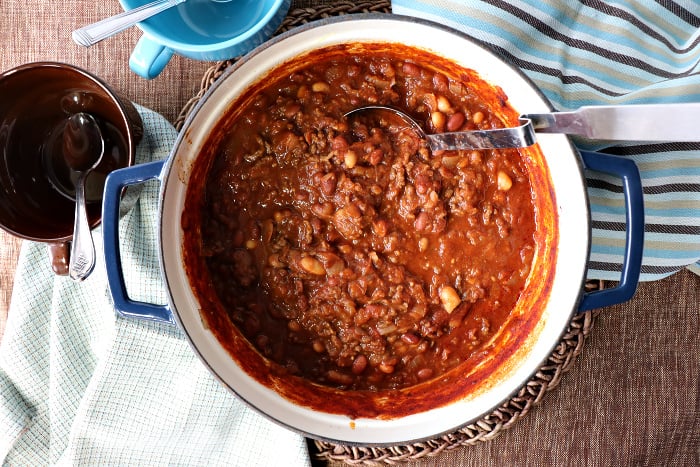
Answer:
(159, 15, 591, 444)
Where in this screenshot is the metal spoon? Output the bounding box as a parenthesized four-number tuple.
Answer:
(63, 113, 105, 281)
(72, 0, 233, 47)
(346, 103, 700, 151)
(72, 0, 185, 47)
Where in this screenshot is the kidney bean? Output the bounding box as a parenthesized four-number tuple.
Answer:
(311, 202, 334, 218)
(352, 354, 369, 374)
(447, 112, 465, 131)
(326, 370, 354, 385)
(332, 135, 349, 152)
(432, 72, 449, 91)
(402, 61, 421, 76)
(320, 172, 337, 196)
(414, 211, 431, 231)
(401, 332, 420, 345)
(244, 316, 260, 335)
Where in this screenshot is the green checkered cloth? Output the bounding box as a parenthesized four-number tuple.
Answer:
(0, 107, 311, 465)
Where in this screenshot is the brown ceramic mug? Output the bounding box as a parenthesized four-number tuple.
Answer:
(0, 62, 142, 275)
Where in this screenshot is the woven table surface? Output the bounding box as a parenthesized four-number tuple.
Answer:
(0, 1, 698, 465)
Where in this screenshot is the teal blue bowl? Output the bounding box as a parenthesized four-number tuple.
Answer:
(122, 0, 290, 79)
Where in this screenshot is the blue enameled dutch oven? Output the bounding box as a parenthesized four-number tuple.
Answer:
(100, 14, 643, 446)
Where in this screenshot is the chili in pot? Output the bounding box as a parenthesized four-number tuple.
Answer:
(182, 43, 544, 393)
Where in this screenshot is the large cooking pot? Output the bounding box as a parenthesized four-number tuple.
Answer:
(102, 15, 643, 445)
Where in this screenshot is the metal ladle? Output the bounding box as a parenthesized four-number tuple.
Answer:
(63, 112, 105, 281)
(346, 103, 700, 151)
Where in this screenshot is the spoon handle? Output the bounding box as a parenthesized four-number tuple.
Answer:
(69, 174, 96, 282)
(72, 0, 186, 47)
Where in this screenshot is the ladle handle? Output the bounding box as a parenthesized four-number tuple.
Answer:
(525, 103, 700, 141)
(427, 118, 536, 150)
(69, 174, 96, 281)
(72, 0, 185, 47)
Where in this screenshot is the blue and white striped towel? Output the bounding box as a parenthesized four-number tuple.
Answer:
(393, 0, 700, 281)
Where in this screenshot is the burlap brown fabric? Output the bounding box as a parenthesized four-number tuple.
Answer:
(1, 1, 699, 466)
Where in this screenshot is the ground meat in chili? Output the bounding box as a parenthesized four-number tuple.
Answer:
(189, 44, 537, 391)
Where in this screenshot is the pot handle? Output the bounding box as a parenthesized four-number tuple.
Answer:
(102, 159, 174, 324)
(576, 150, 644, 312)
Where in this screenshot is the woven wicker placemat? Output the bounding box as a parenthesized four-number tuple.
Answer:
(174, 1, 603, 464)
